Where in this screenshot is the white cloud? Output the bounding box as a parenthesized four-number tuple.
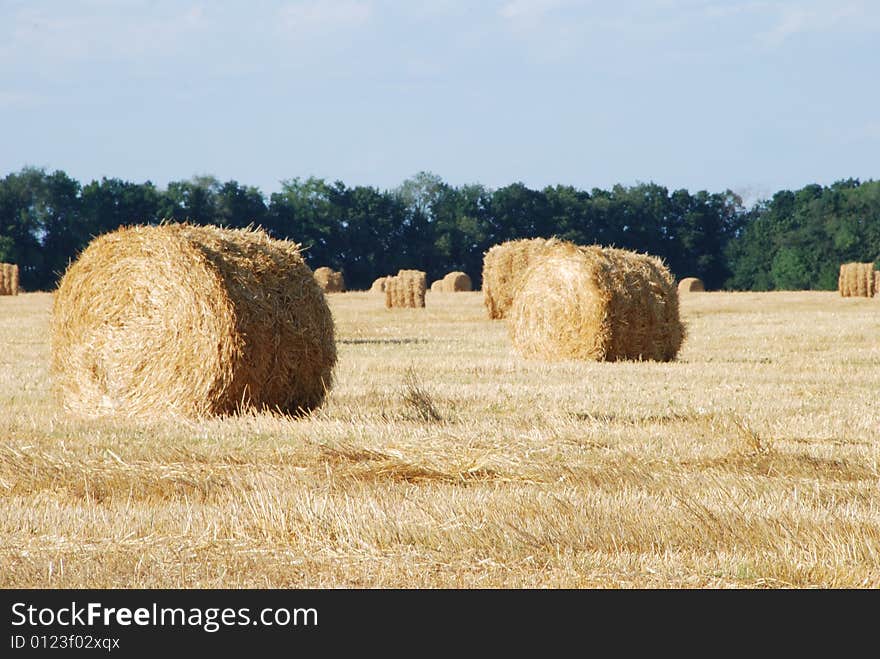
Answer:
(277, 0, 372, 35)
(757, 1, 880, 47)
(0, 3, 208, 65)
(499, 0, 569, 22)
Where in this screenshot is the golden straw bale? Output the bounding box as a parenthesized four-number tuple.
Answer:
(385, 269, 426, 308)
(441, 271, 472, 292)
(430, 280, 444, 293)
(838, 262, 875, 297)
(0, 263, 18, 296)
(50, 223, 336, 418)
(482, 238, 575, 319)
(370, 276, 391, 293)
(508, 244, 684, 362)
(677, 277, 704, 293)
(875, 270, 880, 297)
(314, 266, 345, 293)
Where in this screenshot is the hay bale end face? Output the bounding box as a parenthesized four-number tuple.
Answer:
(509, 244, 684, 362)
(441, 271, 472, 292)
(838, 262, 876, 297)
(385, 269, 426, 308)
(0, 263, 19, 296)
(314, 266, 345, 293)
(482, 238, 574, 319)
(677, 277, 705, 293)
(50, 223, 337, 418)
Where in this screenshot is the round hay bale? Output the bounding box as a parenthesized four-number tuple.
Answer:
(430, 280, 444, 293)
(677, 277, 705, 293)
(370, 276, 390, 293)
(509, 244, 684, 362)
(50, 223, 336, 418)
(314, 266, 345, 293)
(482, 237, 574, 319)
(442, 271, 472, 292)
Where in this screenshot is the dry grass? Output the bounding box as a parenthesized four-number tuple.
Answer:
(1, 290, 879, 588)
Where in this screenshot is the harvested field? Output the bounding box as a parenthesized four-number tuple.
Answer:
(1, 290, 879, 587)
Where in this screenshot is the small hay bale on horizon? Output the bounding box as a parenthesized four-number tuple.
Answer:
(441, 271, 472, 292)
(838, 262, 875, 297)
(385, 269, 426, 308)
(50, 223, 337, 419)
(370, 276, 391, 293)
(482, 237, 574, 319)
(0, 263, 19, 296)
(677, 277, 705, 293)
(314, 266, 346, 293)
(509, 244, 684, 362)
(430, 279, 444, 293)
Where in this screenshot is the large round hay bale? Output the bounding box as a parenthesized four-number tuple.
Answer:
(314, 266, 345, 293)
(430, 279, 444, 293)
(838, 262, 875, 297)
(442, 271, 472, 292)
(482, 238, 574, 319)
(677, 277, 705, 293)
(370, 276, 391, 293)
(385, 269, 426, 308)
(509, 244, 684, 362)
(50, 223, 336, 418)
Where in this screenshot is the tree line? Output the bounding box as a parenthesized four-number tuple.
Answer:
(1, 167, 878, 292)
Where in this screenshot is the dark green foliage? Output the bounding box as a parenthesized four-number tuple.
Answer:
(1, 166, 877, 292)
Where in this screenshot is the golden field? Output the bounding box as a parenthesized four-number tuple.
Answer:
(0, 290, 878, 588)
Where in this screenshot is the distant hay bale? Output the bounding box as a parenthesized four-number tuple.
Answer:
(482, 237, 574, 319)
(441, 271, 472, 292)
(314, 266, 345, 293)
(509, 244, 684, 362)
(875, 271, 880, 297)
(385, 269, 426, 308)
(430, 280, 444, 293)
(0, 263, 19, 296)
(677, 277, 704, 293)
(370, 276, 391, 293)
(50, 223, 336, 418)
(838, 262, 875, 297)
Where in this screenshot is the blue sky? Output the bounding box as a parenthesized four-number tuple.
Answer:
(1, 0, 878, 204)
